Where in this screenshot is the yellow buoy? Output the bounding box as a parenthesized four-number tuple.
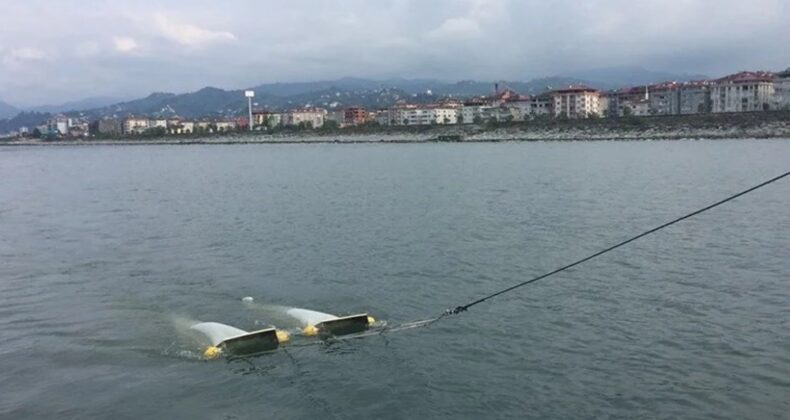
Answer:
(203, 346, 222, 360)
(303, 324, 319, 336)
(275, 329, 290, 343)
(367, 315, 376, 326)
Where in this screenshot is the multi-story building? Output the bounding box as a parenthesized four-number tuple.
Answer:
(123, 117, 150, 135)
(167, 119, 195, 134)
(46, 114, 69, 135)
(326, 110, 345, 127)
(774, 68, 790, 110)
(505, 98, 532, 121)
(344, 106, 367, 126)
(460, 99, 492, 124)
(400, 106, 434, 126)
(150, 119, 167, 130)
(375, 109, 392, 126)
(215, 121, 237, 132)
(711, 71, 775, 113)
(552, 86, 601, 118)
(530, 94, 553, 117)
(384, 104, 459, 126)
(432, 105, 459, 124)
(679, 81, 712, 114)
(252, 111, 284, 128)
(195, 121, 213, 132)
(609, 87, 650, 117)
(286, 108, 326, 128)
(648, 82, 681, 115)
(97, 118, 123, 135)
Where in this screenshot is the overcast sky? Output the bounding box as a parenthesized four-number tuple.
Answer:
(1, 0, 789, 106)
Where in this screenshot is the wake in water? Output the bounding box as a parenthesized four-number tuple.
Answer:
(239, 298, 343, 330)
(283, 308, 338, 326)
(164, 298, 387, 360)
(190, 322, 248, 346)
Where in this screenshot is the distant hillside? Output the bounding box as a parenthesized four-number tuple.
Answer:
(71, 85, 421, 120)
(29, 96, 126, 114)
(251, 77, 443, 96)
(26, 68, 715, 124)
(0, 100, 19, 119)
(70, 77, 603, 120)
(0, 111, 50, 134)
(560, 66, 709, 87)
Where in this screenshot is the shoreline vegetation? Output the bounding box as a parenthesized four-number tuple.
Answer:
(3, 111, 789, 146)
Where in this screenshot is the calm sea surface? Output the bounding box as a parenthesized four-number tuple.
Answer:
(1, 139, 789, 419)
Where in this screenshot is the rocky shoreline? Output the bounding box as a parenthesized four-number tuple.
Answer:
(3, 113, 790, 146)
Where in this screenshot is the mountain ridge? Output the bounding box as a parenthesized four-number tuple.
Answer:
(2, 68, 714, 133)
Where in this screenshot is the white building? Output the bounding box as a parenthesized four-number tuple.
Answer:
(551, 86, 601, 118)
(167, 119, 195, 134)
(215, 121, 237, 132)
(384, 104, 459, 126)
(432, 106, 459, 124)
(711, 71, 775, 113)
(286, 108, 326, 128)
(505, 99, 532, 121)
(150, 119, 167, 129)
(401, 106, 434, 125)
(123, 117, 150, 135)
(460, 100, 497, 124)
(252, 111, 285, 128)
(46, 114, 69, 135)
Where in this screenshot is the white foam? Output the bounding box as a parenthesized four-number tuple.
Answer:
(285, 308, 338, 326)
(190, 322, 248, 346)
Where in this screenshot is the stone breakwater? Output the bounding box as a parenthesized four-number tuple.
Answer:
(4, 116, 790, 146)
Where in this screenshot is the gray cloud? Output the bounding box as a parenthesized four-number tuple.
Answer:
(1, 0, 789, 106)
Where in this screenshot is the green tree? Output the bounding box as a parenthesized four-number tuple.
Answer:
(621, 106, 632, 117)
(321, 120, 340, 131)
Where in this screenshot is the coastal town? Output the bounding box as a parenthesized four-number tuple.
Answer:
(6, 68, 790, 140)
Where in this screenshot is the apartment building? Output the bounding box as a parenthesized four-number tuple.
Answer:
(679, 81, 712, 114)
(344, 106, 367, 126)
(552, 86, 601, 118)
(123, 117, 150, 135)
(286, 108, 326, 128)
(774, 68, 790, 110)
(711, 71, 775, 113)
(648, 82, 681, 115)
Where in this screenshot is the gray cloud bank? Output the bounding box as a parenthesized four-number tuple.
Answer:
(1, 0, 789, 106)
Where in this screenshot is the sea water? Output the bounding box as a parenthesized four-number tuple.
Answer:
(1, 139, 789, 419)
